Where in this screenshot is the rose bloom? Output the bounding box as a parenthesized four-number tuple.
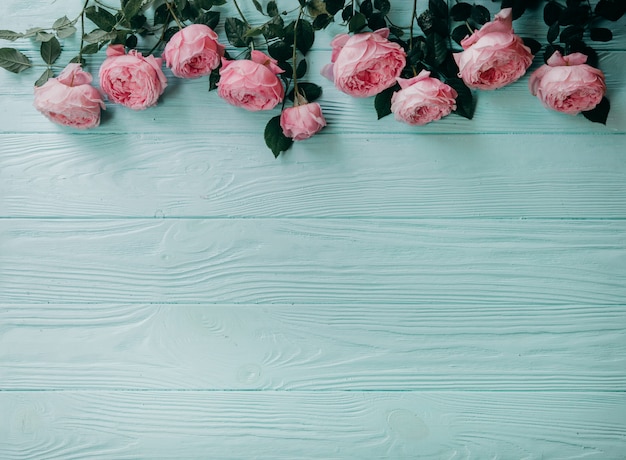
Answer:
(321, 28, 406, 98)
(163, 24, 225, 78)
(218, 50, 285, 111)
(33, 63, 105, 129)
(529, 51, 606, 115)
(390, 70, 457, 125)
(453, 8, 533, 90)
(280, 101, 327, 140)
(99, 44, 167, 110)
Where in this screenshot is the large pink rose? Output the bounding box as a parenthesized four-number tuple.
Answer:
(99, 44, 167, 110)
(33, 63, 105, 129)
(163, 24, 225, 78)
(390, 70, 457, 125)
(218, 50, 285, 111)
(529, 51, 606, 115)
(280, 102, 327, 140)
(453, 8, 533, 90)
(321, 28, 406, 98)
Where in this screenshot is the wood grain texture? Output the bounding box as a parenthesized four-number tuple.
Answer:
(1, 391, 625, 459)
(2, 133, 626, 218)
(1, 219, 625, 305)
(1, 303, 624, 390)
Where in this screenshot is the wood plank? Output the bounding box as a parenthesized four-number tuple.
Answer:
(2, 133, 626, 218)
(1, 303, 624, 390)
(2, 51, 624, 134)
(1, 391, 624, 459)
(1, 219, 625, 305)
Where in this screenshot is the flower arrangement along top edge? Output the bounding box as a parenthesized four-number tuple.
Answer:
(0, 0, 623, 156)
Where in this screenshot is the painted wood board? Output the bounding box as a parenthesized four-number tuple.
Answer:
(1, 303, 625, 391)
(1, 391, 625, 459)
(2, 219, 625, 305)
(2, 133, 626, 218)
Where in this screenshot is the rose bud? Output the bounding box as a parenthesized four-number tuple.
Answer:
(280, 98, 326, 141)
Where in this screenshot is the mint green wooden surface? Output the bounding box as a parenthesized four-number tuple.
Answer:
(1, 1, 625, 458)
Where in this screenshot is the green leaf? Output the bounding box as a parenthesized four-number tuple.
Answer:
(0, 30, 24, 41)
(374, 84, 397, 119)
(36, 31, 56, 42)
(543, 1, 563, 25)
(374, 0, 391, 15)
(470, 5, 490, 25)
(56, 26, 77, 39)
(23, 27, 45, 38)
(296, 58, 307, 78)
(559, 25, 584, 43)
(427, 32, 448, 66)
(452, 24, 470, 45)
(40, 36, 61, 65)
(522, 37, 541, 55)
(81, 43, 100, 55)
(348, 12, 367, 32)
(360, 0, 373, 18)
(251, 0, 263, 14)
(85, 6, 118, 32)
(208, 67, 220, 91)
(175, 0, 188, 12)
(267, 1, 279, 17)
(0, 47, 32, 73)
(429, 0, 448, 19)
(367, 12, 386, 30)
(122, 0, 145, 20)
(326, 0, 345, 16)
(590, 27, 612, 42)
(268, 40, 293, 62)
(312, 13, 333, 30)
(547, 21, 559, 43)
(224, 17, 251, 47)
(288, 82, 322, 102)
(582, 96, 610, 124)
(595, 0, 625, 21)
(295, 19, 314, 54)
(265, 115, 293, 158)
(83, 29, 116, 44)
(52, 16, 72, 30)
(450, 2, 472, 21)
(447, 77, 474, 120)
(34, 68, 54, 87)
(199, 11, 220, 29)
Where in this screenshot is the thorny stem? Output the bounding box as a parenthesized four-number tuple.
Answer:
(77, 0, 90, 65)
(291, 8, 303, 104)
(232, 0, 254, 50)
(165, 1, 184, 30)
(409, 0, 417, 51)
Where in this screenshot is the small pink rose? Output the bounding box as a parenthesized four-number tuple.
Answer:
(529, 51, 606, 115)
(99, 44, 167, 110)
(218, 50, 285, 111)
(453, 8, 533, 90)
(163, 24, 225, 78)
(321, 28, 406, 98)
(33, 63, 105, 129)
(390, 70, 458, 125)
(280, 101, 327, 140)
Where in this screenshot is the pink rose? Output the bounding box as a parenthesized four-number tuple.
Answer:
(321, 28, 406, 98)
(529, 51, 606, 115)
(163, 24, 225, 78)
(99, 44, 167, 110)
(33, 63, 105, 129)
(280, 101, 327, 140)
(390, 70, 458, 125)
(453, 8, 533, 90)
(218, 50, 285, 111)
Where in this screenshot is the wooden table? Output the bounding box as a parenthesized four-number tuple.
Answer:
(1, 1, 625, 457)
